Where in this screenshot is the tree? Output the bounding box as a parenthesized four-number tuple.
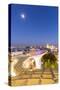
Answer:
(41, 52, 58, 82)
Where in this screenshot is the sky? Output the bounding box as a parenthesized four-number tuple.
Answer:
(10, 4, 58, 45)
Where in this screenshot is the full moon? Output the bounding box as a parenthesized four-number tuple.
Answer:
(20, 13, 25, 19)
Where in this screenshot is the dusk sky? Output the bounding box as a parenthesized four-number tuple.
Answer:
(10, 4, 58, 45)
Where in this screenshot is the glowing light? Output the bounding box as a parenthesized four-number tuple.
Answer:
(20, 13, 25, 19)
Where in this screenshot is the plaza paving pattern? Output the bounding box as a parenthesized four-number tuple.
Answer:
(10, 70, 58, 86)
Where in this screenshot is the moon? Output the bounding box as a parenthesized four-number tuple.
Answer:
(20, 13, 25, 19)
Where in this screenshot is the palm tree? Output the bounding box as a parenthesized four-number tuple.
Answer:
(41, 52, 58, 82)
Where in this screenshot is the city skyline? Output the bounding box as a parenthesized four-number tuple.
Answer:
(10, 4, 58, 45)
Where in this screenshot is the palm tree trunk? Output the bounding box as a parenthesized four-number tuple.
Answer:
(50, 67, 55, 80)
(41, 64, 45, 77)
